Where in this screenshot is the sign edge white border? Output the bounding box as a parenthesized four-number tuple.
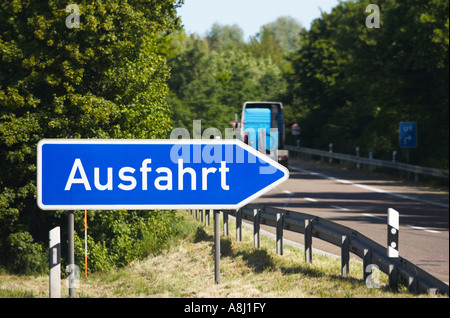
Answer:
(36, 139, 289, 211)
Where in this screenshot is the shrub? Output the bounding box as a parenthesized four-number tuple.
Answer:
(72, 210, 185, 273)
(6, 231, 46, 275)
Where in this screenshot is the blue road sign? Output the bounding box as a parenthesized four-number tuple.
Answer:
(37, 139, 289, 210)
(399, 122, 417, 148)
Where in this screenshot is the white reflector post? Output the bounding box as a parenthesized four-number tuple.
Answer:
(387, 208, 399, 258)
(49, 226, 61, 298)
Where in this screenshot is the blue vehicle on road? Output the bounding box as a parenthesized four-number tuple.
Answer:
(238, 102, 288, 166)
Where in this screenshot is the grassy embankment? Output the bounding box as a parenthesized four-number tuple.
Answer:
(0, 210, 442, 298)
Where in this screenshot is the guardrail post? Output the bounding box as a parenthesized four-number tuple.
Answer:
(194, 209, 197, 220)
(199, 209, 203, 223)
(341, 236, 350, 276)
(253, 208, 260, 248)
(388, 264, 398, 292)
(408, 274, 418, 293)
(236, 209, 242, 241)
(223, 210, 229, 237)
(276, 212, 283, 255)
(328, 143, 333, 163)
(388, 208, 399, 291)
(356, 147, 360, 169)
(363, 248, 372, 284)
(304, 219, 312, 263)
(205, 209, 210, 226)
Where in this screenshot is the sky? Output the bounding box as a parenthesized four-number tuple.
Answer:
(177, 0, 342, 40)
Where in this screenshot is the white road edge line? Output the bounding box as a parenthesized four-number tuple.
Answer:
(362, 213, 441, 234)
(289, 166, 449, 209)
(362, 213, 385, 221)
(330, 205, 349, 211)
(406, 225, 441, 234)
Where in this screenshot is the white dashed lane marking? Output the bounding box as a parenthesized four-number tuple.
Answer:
(289, 166, 449, 209)
(283, 192, 442, 234)
(363, 213, 441, 234)
(329, 205, 349, 211)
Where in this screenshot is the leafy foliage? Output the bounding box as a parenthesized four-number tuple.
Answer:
(169, 1, 447, 168)
(167, 17, 303, 132)
(72, 210, 184, 273)
(286, 0, 449, 167)
(0, 0, 182, 273)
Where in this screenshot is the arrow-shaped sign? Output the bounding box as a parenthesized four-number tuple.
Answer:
(403, 135, 412, 146)
(37, 139, 289, 210)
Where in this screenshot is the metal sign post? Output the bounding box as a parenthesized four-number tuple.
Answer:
(68, 210, 75, 298)
(214, 210, 221, 284)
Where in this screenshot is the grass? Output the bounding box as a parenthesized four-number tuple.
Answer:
(0, 210, 445, 298)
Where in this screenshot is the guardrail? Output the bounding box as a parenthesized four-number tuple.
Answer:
(285, 145, 449, 180)
(189, 205, 449, 296)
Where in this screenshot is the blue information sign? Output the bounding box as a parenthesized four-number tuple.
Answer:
(399, 122, 417, 148)
(37, 139, 289, 210)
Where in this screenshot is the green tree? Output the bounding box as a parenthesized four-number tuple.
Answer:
(167, 27, 288, 133)
(248, 16, 304, 65)
(206, 23, 246, 52)
(0, 0, 183, 273)
(286, 0, 448, 168)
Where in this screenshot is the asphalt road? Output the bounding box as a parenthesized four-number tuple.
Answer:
(253, 158, 449, 284)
